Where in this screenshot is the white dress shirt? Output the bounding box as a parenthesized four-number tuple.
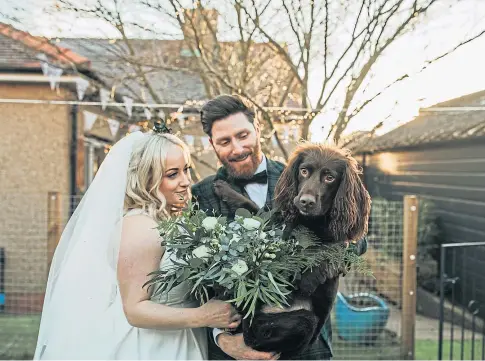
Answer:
(244, 155, 268, 209)
(213, 155, 268, 346)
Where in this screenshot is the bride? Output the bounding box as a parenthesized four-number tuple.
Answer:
(34, 127, 241, 360)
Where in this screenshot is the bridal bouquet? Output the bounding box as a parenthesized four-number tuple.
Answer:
(145, 202, 370, 320)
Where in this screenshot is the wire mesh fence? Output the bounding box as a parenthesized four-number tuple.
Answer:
(332, 198, 405, 360)
(0, 193, 412, 360)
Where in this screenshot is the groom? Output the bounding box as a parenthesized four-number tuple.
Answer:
(191, 94, 367, 360)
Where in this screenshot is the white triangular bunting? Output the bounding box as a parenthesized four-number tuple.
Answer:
(76, 78, 90, 100)
(184, 135, 194, 148)
(36, 53, 49, 76)
(107, 118, 120, 137)
(201, 136, 210, 150)
(83, 110, 97, 131)
(122, 96, 133, 117)
(48, 67, 63, 90)
(271, 134, 278, 146)
(129, 124, 141, 133)
(158, 110, 166, 121)
(283, 127, 290, 143)
(144, 108, 152, 120)
(100, 89, 110, 110)
(178, 116, 186, 129)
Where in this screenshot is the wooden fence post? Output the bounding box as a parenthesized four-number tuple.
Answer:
(47, 192, 62, 273)
(401, 195, 419, 359)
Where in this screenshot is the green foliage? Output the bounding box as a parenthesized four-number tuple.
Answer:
(145, 201, 371, 320)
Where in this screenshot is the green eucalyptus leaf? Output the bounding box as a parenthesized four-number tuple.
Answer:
(218, 217, 227, 225)
(235, 208, 252, 218)
(189, 258, 203, 268)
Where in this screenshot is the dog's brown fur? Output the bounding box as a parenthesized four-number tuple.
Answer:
(213, 143, 371, 357)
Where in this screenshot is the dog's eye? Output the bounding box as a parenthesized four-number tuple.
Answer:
(300, 168, 309, 177)
(325, 175, 335, 183)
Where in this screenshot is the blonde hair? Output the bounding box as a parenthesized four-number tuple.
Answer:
(124, 132, 191, 222)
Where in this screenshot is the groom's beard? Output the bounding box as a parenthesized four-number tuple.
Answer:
(218, 141, 262, 180)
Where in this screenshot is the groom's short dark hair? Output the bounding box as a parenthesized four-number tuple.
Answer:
(200, 94, 255, 137)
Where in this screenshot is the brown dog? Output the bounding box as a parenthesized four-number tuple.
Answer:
(214, 143, 371, 357)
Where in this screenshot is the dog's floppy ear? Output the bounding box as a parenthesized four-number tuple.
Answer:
(329, 151, 371, 243)
(274, 152, 303, 223)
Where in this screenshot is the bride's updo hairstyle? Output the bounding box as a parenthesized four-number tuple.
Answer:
(124, 123, 191, 222)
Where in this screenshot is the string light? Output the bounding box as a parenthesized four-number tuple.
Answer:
(0, 98, 331, 114)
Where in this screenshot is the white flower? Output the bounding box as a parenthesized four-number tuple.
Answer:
(202, 217, 218, 231)
(229, 235, 241, 244)
(264, 253, 276, 259)
(192, 245, 211, 260)
(242, 218, 261, 230)
(259, 231, 267, 239)
(231, 259, 249, 276)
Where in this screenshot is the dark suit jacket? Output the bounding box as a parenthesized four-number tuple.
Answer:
(192, 157, 368, 360)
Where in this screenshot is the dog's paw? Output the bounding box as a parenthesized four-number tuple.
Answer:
(298, 262, 343, 296)
(213, 180, 233, 201)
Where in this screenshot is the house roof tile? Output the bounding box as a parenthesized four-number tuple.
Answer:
(355, 91, 485, 153)
(0, 23, 90, 69)
(58, 38, 207, 104)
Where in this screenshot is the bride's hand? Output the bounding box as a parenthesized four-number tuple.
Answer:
(199, 299, 241, 329)
(170, 202, 187, 216)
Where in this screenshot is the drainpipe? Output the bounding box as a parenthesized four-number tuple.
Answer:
(69, 104, 78, 216)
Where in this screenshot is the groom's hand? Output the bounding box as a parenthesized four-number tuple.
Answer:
(217, 333, 279, 360)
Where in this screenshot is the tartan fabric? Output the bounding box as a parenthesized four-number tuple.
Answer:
(192, 157, 285, 220)
(192, 156, 368, 360)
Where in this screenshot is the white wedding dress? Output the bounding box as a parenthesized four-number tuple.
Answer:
(34, 132, 207, 360)
(107, 209, 208, 360)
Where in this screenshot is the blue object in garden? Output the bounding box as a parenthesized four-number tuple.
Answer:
(334, 292, 390, 344)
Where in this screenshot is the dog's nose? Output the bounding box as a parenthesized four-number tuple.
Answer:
(299, 194, 316, 209)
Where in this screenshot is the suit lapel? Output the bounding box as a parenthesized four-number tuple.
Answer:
(213, 167, 229, 216)
(265, 159, 280, 209)
(213, 166, 248, 216)
(213, 157, 282, 214)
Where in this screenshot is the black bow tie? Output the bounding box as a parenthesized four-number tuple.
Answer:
(233, 170, 268, 187)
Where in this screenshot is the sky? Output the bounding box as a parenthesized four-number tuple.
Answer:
(2, 0, 485, 140)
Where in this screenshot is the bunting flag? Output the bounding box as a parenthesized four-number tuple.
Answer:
(122, 96, 133, 117)
(36, 53, 49, 76)
(184, 135, 195, 148)
(283, 128, 290, 144)
(76, 78, 90, 100)
(144, 108, 152, 120)
(292, 127, 299, 141)
(129, 124, 141, 133)
(83, 110, 97, 132)
(48, 67, 63, 90)
(271, 134, 278, 146)
(178, 116, 186, 129)
(99, 89, 110, 110)
(201, 136, 210, 150)
(158, 110, 166, 121)
(107, 118, 120, 137)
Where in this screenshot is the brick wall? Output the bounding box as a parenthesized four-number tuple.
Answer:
(0, 83, 71, 313)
